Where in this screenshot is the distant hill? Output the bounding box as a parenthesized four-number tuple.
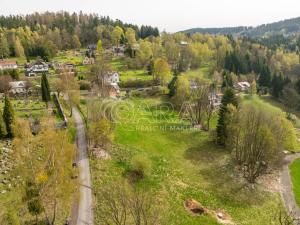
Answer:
(182, 17, 300, 37)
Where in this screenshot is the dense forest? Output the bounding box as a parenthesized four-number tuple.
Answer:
(0, 11, 159, 60)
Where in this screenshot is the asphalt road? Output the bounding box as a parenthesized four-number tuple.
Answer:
(73, 107, 94, 225)
(280, 152, 300, 219)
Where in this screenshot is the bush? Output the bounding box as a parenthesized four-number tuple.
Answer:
(79, 80, 91, 90)
(130, 155, 151, 179)
(286, 113, 298, 124)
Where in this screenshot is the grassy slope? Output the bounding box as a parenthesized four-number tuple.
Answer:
(290, 158, 300, 207)
(91, 96, 283, 225)
(181, 66, 211, 81)
(111, 58, 152, 82)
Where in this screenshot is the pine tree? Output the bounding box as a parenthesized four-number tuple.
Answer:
(258, 64, 271, 88)
(3, 95, 15, 138)
(0, 110, 7, 138)
(41, 73, 50, 103)
(168, 75, 178, 97)
(0, 35, 10, 58)
(216, 88, 238, 146)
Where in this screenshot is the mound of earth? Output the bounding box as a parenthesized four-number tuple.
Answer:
(184, 199, 207, 215)
(215, 210, 234, 224)
(184, 199, 234, 224)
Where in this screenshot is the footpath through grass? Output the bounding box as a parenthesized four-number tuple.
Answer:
(91, 96, 284, 225)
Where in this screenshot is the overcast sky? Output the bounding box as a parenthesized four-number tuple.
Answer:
(1, 0, 300, 32)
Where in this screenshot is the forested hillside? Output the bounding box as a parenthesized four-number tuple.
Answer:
(183, 16, 300, 37)
(0, 11, 159, 60)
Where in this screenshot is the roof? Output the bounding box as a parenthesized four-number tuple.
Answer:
(9, 81, 27, 88)
(110, 83, 120, 91)
(0, 60, 17, 65)
(28, 60, 48, 67)
(237, 82, 251, 88)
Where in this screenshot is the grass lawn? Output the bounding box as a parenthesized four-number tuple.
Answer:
(289, 158, 300, 207)
(53, 50, 85, 65)
(181, 65, 211, 81)
(91, 96, 284, 225)
(110, 58, 153, 83)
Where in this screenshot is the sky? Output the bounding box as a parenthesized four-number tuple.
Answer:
(1, 0, 300, 32)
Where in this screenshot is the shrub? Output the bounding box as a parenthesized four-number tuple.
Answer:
(130, 155, 151, 179)
(79, 80, 91, 90)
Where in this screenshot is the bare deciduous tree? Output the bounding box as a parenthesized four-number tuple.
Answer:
(0, 75, 12, 93)
(97, 181, 161, 225)
(90, 58, 113, 97)
(227, 104, 288, 183)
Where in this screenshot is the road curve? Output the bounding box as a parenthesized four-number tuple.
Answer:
(73, 107, 94, 225)
(280, 152, 300, 218)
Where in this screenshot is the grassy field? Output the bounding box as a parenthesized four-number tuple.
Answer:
(181, 66, 211, 81)
(90, 96, 284, 225)
(110, 58, 153, 83)
(53, 50, 85, 65)
(289, 158, 300, 208)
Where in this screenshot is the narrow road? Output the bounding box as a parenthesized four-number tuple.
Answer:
(280, 152, 300, 218)
(73, 107, 94, 225)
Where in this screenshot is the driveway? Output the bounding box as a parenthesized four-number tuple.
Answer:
(280, 152, 300, 219)
(73, 107, 94, 225)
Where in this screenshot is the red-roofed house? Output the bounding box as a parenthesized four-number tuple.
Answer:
(0, 60, 18, 70)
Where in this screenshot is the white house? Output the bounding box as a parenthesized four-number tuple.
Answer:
(180, 41, 188, 46)
(209, 93, 223, 107)
(0, 60, 18, 70)
(9, 81, 27, 95)
(26, 60, 49, 76)
(235, 82, 251, 92)
(82, 57, 95, 65)
(104, 72, 120, 98)
(105, 72, 120, 85)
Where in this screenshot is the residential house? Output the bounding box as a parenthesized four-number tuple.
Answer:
(108, 83, 120, 98)
(65, 62, 75, 70)
(87, 44, 97, 51)
(179, 41, 188, 46)
(209, 93, 223, 108)
(112, 45, 125, 56)
(105, 72, 120, 84)
(26, 60, 49, 76)
(105, 72, 120, 98)
(189, 80, 223, 108)
(82, 57, 95, 65)
(9, 81, 27, 95)
(0, 60, 18, 70)
(234, 82, 251, 92)
(86, 44, 97, 57)
(52, 62, 75, 71)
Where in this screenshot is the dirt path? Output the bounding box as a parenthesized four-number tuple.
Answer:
(280, 152, 300, 218)
(73, 107, 94, 225)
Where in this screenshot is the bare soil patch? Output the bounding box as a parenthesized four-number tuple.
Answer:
(184, 199, 234, 224)
(184, 199, 207, 215)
